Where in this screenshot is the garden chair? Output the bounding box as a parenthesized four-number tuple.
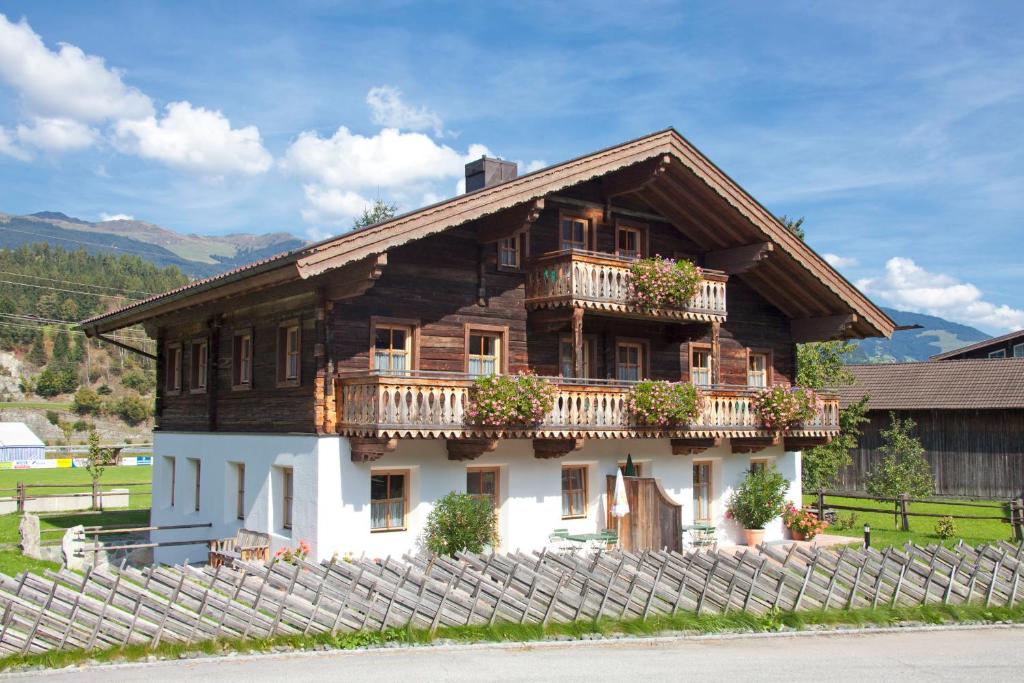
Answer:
(208, 528, 271, 567)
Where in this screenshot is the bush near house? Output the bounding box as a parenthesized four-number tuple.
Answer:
(726, 467, 790, 530)
(424, 492, 497, 556)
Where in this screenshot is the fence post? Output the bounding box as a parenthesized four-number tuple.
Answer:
(898, 493, 910, 532)
(1014, 498, 1024, 542)
(16, 482, 25, 514)
(817, 488, 825, 520)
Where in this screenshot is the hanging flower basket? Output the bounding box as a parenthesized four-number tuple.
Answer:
(467, 372, 557, 427)
(627, 256, 702, 309)
(627, 380, 702, 428)
(752, 385, 819, 431)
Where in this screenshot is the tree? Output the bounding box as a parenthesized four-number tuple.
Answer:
(423, 491, 497, 556)
(52, 329, 71, 364)
(866, 412, 934, 500)
(802, 396, 869, 491)
(796, 340, 856, 389)
(85, 431, 112, 509)
(27, 331, 47, 366)
(352, 199, 398, 230)
(34, 366, 78, 397)
(779, 214, 805, 241)
(73, 387, 103, 415)
(113, 394, 152, 425)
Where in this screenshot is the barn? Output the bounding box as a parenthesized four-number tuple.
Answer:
(0, 422, 46, 461)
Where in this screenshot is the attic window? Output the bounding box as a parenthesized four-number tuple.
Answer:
(989, 349, 1007, 359)
(165, 343, 182, 394)
(232, 329, 253, 389)
(189, 339, 208, 393)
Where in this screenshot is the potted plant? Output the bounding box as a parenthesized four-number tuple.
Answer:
(781, 502, 829, 541)
(627, 380, 702, 428)
(751, 385, 819, 431)
(627, 255, 703, 309)
(726, 467, 790, 546)
(467, 371, 557, 427)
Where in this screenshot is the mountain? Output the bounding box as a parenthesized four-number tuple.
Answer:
(847, 307, 990, 363)
(0, 211, 305, 278)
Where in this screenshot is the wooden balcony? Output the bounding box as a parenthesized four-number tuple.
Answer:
(524, 250, 728, 322)
(335, 372, 839, 444)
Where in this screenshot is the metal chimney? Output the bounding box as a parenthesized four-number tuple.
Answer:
(465, 156, 517, 192)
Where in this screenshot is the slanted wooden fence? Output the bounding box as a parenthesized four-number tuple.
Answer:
(0, 541, 1021, 656)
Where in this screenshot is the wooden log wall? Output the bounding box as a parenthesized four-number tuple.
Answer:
(839, 409, 1024, 499)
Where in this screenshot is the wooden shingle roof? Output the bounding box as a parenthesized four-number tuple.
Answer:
(838, 358, 1024, 410)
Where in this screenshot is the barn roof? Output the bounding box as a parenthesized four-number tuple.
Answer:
(0, 422, 45, 448)
(929, 328, 1024, 360)
(80, 128, 894, 340)
(838, 358, 1024, 410)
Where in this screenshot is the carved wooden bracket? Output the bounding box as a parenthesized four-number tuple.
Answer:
(446, 438, 499, 461)
(784, 436, 831, 451)
(670, 437, 722, 455)
(533, 438, 583, 459)
(324, 253, 388, 301)
(791, 314, 858, 343)
(350, 437, 398, 463)
(475, 198, 545, 243)
(601, 155, 672, 220)
(730, 436, 779, 454)
(704, 242, 774, 274)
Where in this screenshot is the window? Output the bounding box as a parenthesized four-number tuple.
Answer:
(189, 339, 208, 393)
(561, 465, 587, 518)
(467, 467, 499, 514)
(691, 344, 712, 386)
(616, 341, 644, 382)
(750, 458, 768, 475)
(989, 349, 1007, 358)
(560, 214, 589, 251)
(466, 327, 505, 376)
(374, 325, 412, 372)
(693, 461, 712, 524)
(747, 351, 769, 388)
(232, 330, 253, 389)
(370, 470, 407, 531)
(235, 463, 245, 520)
(189, 458, 201, 512)
(616, 224, 644, 259)
(165, 343, 182, 393)
(165, 456, 176, 507)
(559, 335, 594, 379)
(1015, 343, 1024, 358)
(277, 320, 301, 385)
(281, 467, 294, 529)
(617, 461, 644, 477)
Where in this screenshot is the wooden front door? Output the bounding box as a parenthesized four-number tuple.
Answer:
(606, 475, 682, 552)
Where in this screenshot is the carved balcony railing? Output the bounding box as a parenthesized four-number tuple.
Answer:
(335, 371, 839, 441)
(524, 250, 728, 322)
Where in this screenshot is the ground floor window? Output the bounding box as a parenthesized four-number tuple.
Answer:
(561, 465, 587, 518)
(188, 458, 201, 512)
(281, 467, 294, 529)
(749, 458, 769, 475)
(467, 467, 499, 514)
(371, 470, 408, 531)
(235, 463, 246, 520)
(693, 461, 712, 524)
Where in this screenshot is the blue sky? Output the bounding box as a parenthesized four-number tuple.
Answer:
(1, 1, 1022, 333)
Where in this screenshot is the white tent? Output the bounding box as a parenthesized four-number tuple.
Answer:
(0, 422, 45, 461)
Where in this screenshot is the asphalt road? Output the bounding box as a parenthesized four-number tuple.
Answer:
(10, 626, 1023, 682)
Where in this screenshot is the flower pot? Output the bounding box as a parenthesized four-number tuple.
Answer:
(790, 529, 806, 541)
(743, 528, 765, 546)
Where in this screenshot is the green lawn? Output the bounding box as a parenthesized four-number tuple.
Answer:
(0, 402, 73, 411)
(0, 465, 152, 509)
(806, 494, 1016, 548)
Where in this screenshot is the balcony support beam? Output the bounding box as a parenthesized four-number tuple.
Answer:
(533, 438, 583, 459)
(601, 155, 672, 221)
(791, 314, 858, 343)
(704, 242, 774, 274)
(447, 438, 499, 461)
(730, 436, 779, 454)
(350, 437, 398, 463)
(572, 307, 585, 379)
(670, 437, 722, 455)
(784, 436, 832, 451)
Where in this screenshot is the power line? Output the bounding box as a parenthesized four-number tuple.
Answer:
(0, 314, 150, 340)
(2, 226, 177, 260)
(0, 320, 154, 344)
(0, 270, 157, 296)
(0, 278, 139, 301)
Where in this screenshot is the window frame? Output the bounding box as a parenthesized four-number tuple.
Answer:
(165, 342, 182, 395)
(370, 468, 409, 532)
(558, 210, 592, 252)
(281, 466, 294, 530)
(466, 466, 500, 517)
(276, 318, 301, 387)
(165, 456, 176, 508)
(614, 337, 649, 382)
(188, 457, 201, 513)
(232, 328, 254, 391)
(746, 348, 772, 388)
(693, 460, 713, 525)
(188, 338, 209, 394)
(369, 316, 419, 373)
(558, 334, 597, 379)
(235, 462, 246, 521)
(617, 461, 644, 477)
(497, 230, 529, 271)
(690, 342, 713, 387)
(749, 458, 769, 475)
(464, 324, 509, 376)
(615, 220, 648, 260)
(561, 464, 588, 519)
(989, 349, 1007, 359)
(1014, 343, 1024, 358)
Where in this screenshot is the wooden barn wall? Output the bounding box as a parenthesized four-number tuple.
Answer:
(838, 408, 1024, 499)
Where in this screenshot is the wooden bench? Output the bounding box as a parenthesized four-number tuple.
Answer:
(208, 528, 270, 567)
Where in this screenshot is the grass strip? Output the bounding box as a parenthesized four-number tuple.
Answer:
(2, 601, 1022, 673)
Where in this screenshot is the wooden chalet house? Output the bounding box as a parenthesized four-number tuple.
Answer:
(81, 129, 894, 562)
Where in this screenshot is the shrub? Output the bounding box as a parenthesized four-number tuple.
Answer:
(97, 384, 113, 395)
(781, 502, 829, 539)
(752, 386, 818, 431)
(71, 419, 92, 433)
(35, 366, 78, 397)
(627, 380, 702, 427)
(726, 466, 790, 530)
(866, 412, 933, 499)
(934, 516, 957, 540)
(835, 512, 859, 531)
(467, 372, 556, 427)
(73, 387, 102, 415)
(113, 394, 152, 425)
(424, 491, 497, 556)
(627, 256, 702, 309)
(121, 368, 155, 394)
(45, 410, 61, 426)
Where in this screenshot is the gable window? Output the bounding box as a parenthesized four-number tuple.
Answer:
(466, 326, 505, 376)
(165, 343, 182, 394)
(235, 463, 246, 520)
(560, 214, 590, 251)
(189, 339, 208, 393)
(561, 465, 587, 518)
(559, 335, 594, 379)
(232, 330, 253, 389)
(281, 467, 294, 529)
(693, 461, 712, 524)
(747, 351, 769, 388)
(691, 344, 712, 386)
(374, 324, 412, 373)
(989, 349, 1007, 358)
(277, 320, 301, 386)
(370, 470, 407, 531)
(1015, 343, 1024, 358)
(616, 223, 645, 259)
(467, 467, 499, 515)
(615, 341, 644, 382)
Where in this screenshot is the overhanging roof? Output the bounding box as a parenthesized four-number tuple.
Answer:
(81, 128, 895, 339)
(838, 359, 1024, 410)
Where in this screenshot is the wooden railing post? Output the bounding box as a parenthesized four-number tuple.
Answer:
(817, 488, 825, 520)
(899, 493, 910, 532)
(16, 482, 25, 513)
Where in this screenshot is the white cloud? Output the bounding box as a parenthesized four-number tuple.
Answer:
(823, 253, 858, 268)
(0, 126, 30, 160)
(114, 101, 272, 176)
(0, 13, 153, 123)
(366, 86, 443, 136)
(857, 257, 1024, 333)
(16, 117, 97, 151)
(521, 159, 548, 173)
(99, 213, 134, 222)
(299, 185, 372, 226)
